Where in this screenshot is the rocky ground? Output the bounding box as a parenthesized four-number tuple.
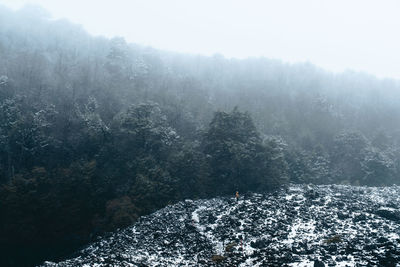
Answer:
(42, 185, 400, 266)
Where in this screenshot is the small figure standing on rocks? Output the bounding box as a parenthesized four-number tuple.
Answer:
(236, 191, 239, 202)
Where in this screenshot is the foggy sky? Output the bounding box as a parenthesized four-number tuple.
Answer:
(1, 0, 400, 79)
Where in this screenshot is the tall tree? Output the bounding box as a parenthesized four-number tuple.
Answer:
(203, 108, 288, 195)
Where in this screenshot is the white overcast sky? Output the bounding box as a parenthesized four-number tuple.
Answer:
(1, 0, 400, 79)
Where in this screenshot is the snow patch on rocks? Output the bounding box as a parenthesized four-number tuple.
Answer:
(42, 184, 400, 266)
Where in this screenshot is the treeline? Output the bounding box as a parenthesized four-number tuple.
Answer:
(1, 5, 400, 266)
(0, 100, 285, 266)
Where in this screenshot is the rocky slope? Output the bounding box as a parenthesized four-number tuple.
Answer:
(42, 185, 400, 266)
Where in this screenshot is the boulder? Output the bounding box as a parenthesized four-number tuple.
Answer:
(314, 259, 325, 267)
(376, 209, 400, 222)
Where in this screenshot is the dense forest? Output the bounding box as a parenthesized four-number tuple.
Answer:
(1, 5, 400, 266)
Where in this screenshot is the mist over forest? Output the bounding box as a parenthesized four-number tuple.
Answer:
(1, 5, 400, 266)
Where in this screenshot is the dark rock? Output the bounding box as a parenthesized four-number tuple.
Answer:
(378, 254, 397, 267)
(305, 189, 319, 200)
(185, 223, 196, 231)
(250, 239, 267, 249)
(377, 236, 389, 244)
(327, 244, 337, 253)
(364, 244, 377, 251)
(376, 209, 400, 221)
(314, 259, 325, 267)
(337, 212, 348, 220)
(353, 214, 366, 222)
(207, 215, 217, 224)
(336, 201, 345, 208)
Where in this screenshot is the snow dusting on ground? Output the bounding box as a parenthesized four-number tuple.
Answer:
(42, 184, 400, 266)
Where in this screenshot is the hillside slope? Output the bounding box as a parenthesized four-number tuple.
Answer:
(2, 5, 400, 265)
(43, 185, 400, 266)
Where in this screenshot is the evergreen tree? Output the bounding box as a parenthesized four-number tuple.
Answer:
(203, 108, 288, 195)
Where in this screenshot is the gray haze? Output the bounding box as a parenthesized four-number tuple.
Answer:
(1, 0, 400, 79)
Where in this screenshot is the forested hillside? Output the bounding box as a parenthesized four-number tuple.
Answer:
(1, 5, 400, 266)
